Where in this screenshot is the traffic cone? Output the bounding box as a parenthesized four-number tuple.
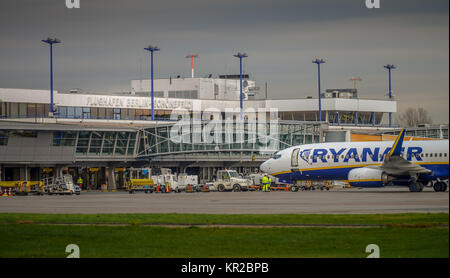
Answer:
(156, 185, 160, 193)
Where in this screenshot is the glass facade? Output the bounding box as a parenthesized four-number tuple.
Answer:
(136, 121, 322, 158)
(1, 102, 50, 118)
(0, 102, 175, 121)
(279, 111, 383, 125)
(1, 101, 388, 126)
(385, 126, 449, 139)
(53, 130, 138, 157)
(52, 131, 77, 146)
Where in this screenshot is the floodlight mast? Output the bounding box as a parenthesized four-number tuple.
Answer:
(384, 64, 396, 127)
(144, 45, 160, 121)
(186, 54, 199, 78)
(42, 37, 61, 115)
(312, 58, 326, 122)
(233, 52, 248, 121)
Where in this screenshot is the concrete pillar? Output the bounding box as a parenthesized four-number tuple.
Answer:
(19, 167, 29, 181)
(345, 130, 351, 142)
(55, 165, 63, 177)
(107, 167, 116, 190)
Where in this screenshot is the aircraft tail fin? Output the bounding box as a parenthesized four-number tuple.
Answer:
(387, 129, 406, 157)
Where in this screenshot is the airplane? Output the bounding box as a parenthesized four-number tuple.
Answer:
(260, 129, 449, 192)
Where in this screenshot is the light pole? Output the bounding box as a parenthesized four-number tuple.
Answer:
(312, 58, 326, 122)
(42, 37, 61, 115)
(384, 64, 396, 127)
(144, 45, 160, 121)
(186, 54, 198, 78)
(233, 52, 248, 120)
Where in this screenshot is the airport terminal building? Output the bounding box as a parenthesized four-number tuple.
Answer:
(1, 75, 446, 189)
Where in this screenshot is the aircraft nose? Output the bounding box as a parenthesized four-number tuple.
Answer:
(260, 160, 271, 173)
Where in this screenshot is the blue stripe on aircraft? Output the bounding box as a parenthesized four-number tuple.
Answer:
(274, 163, 449, 185)
(348, 181, 383, 187)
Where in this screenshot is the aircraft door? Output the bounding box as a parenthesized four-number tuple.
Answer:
(291, 148, 300, 168)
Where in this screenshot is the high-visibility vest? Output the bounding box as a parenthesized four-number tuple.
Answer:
(262, 176, 269, 184)
(77, 178, 83, 184)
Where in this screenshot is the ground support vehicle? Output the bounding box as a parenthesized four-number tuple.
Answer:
(126, 168, 155, 194)
(213, 170, 252, 192)
(42, 175, 81, 195)
(0, 181, 45, 196)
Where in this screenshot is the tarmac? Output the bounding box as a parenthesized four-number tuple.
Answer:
(0, 187, 448, 214)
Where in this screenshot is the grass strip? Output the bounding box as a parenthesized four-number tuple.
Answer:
(0, 223, 447, 258)
(0, 213, 448, 226)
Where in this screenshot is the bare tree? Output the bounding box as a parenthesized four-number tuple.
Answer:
(397, 107, 433, 127)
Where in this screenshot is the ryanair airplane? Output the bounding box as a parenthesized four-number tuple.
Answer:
(260, 130, 449, 192)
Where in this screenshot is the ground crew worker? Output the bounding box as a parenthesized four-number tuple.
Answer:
(262, 174, 270, 192)
(77, 176, 83, 190)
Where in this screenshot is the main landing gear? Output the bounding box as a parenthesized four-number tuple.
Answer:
(408, 176, 448, 192)
(433, 181, 448, 192)
(407, 174, 424, 192)
(408, 181, 424, 192)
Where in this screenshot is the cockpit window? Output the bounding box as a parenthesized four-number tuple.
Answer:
(273, 153, 282, 160)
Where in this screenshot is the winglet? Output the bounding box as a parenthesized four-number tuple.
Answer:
(387, 129, 406, 157)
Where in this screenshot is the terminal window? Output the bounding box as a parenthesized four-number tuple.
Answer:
(168, 90, 198, 99)
(0, 131, 8, 145)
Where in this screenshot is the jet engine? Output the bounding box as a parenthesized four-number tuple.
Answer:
(347, 168, 391, 188)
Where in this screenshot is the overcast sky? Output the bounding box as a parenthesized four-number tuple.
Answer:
(0, 0, 448, 123)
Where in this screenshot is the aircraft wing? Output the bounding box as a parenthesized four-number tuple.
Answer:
(367, 129, 432, 176)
